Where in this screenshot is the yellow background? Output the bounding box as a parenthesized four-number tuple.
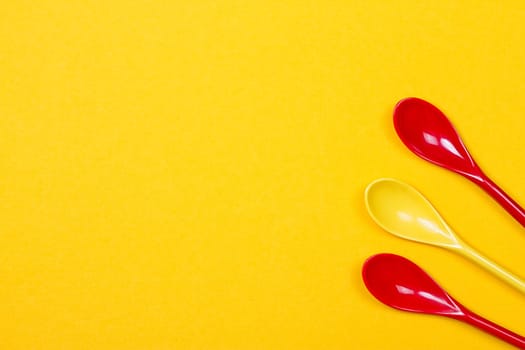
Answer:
(1, 1, 525, 349)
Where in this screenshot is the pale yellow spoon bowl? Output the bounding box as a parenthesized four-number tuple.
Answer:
(365, 178, 525, 294)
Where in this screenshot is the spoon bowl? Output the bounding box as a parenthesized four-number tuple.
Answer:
(394, 98, 479, 177)
(365, 178, 459, 248)
(362, 253, 461, 316)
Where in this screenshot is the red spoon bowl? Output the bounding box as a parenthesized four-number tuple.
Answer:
(362, 253, 525, 348)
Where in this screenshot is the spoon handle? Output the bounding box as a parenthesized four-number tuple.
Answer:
(459, 308, 525, 348)
(474, 173, 525, 228)
(459, 243, 525, 294)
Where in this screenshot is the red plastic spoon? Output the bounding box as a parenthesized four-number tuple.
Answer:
(362, 253, 525, 348)
(394, 97, 525, 227)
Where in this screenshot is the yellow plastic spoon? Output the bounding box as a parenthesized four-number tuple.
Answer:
(365, 178, 525, 294)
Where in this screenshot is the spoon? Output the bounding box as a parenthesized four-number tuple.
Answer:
(362, 253, 525, 348)
(393, 97, 525, 228)
(365, 178, 525, 294)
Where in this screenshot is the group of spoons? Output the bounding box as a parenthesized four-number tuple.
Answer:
(362, 97, 525, 348)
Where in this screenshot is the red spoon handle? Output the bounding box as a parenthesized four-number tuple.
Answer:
(461, 309, 525, 348)
(475, 173, 525, 228)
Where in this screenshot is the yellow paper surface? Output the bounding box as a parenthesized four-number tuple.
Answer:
(1, 1, 525, 349)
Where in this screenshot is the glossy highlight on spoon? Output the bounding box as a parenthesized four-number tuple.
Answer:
(362, 253, 525, 348)
(394, 97, 525, 228)
(365, 178, 525, 294)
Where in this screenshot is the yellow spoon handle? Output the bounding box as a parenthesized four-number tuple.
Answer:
(458, 242, 525, 294)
